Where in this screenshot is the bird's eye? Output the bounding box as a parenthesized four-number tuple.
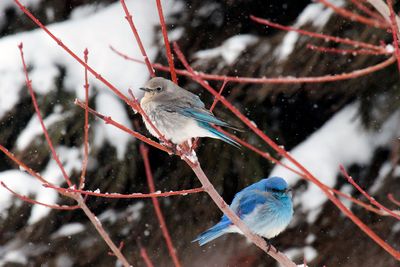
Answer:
(156, 87, 162, 91)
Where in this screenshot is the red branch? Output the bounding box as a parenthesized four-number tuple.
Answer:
(388, 194, 400, 207)
(306, 43, 390, 55)
(209, 79, 228, 112)
(140, 247, 155, 267)
(340, 165, 400, 220)
(173, 42, 400, 260)
(45, 183, 204, 199)
(18, 43, 73, 187)
(74, 99, 171, 154)
(110, 45, 396, 84)
(79, 48, 90, 190)
(1, 181, 79, 210)
(120, 0, 155, 77)
(140, 144, 181, 267)
(155, 0, 177, 83)
(250, 15, 386, 51)
(349, 0, 386, 22)
(0, 145, 51, 185)
(317, 0, 388, 29)
(387, 0, 400, 73)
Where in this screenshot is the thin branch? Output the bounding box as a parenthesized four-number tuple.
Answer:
(79, 48, 90, 190)
(155, 0, 177, 83)
(120, 0, 155, 77)
(76, 196, 132, 267)
(1, 181, 79, 210)
(18, 43, 73, 187)
(140, 144, 181, 267)
(340, 165, 400, 220)
(111, 45, 396, 84)
(140, 247, 154, 267)
(367, 0, 400, 28)
(0, 145, 51, 185)
(209, 79, 228, 112)
(387, 0, 400, 73)
(349, 0, 386, 22)
(74, 99, 171, 154)
(388, 194, 400, 207)
(44, 183, 204, 199)
(250, 15, 386, 51)
(173, 42, 400, 260)
(317, 0, 389, 29)
(306, 44, 390, 55)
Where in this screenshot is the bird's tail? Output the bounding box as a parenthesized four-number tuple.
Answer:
(192, 221, 230, 246)
(198, 122, 241, 148)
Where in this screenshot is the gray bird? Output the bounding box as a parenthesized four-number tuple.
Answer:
(139, 77, 240, 147)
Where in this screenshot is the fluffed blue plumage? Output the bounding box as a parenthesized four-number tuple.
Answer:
(193, 177, 293, 246)
(139, 77, 240, 147)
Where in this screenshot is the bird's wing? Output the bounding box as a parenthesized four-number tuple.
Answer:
(235, 190, 272, 218)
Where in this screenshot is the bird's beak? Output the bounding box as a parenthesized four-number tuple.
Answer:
(286, 189, 292, 193)
(139, 87, 152, 92)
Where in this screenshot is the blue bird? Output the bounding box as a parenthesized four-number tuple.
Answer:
(140, 77, 240, 147)
(193, 177, 293, 246)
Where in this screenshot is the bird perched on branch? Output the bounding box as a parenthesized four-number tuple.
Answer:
(193, 177, 293, 246)
(140, 77, 240, 148)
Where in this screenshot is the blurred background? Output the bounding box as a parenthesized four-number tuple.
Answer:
(0, 0, 399, 266)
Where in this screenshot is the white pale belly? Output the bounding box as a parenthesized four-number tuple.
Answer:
(141, 101, 217, 144)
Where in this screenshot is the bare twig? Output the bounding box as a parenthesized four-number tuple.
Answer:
(18, 43, 73, 187)
(317, 0, 388, 29)
(79, 48, 90, 190)
(1, 182, 79, 210)
(120, 0, 155, 77)
(45, 183, 204, 199)
(110, 45, 395, 84)
(340, 165, 400, 220)
(250, 15, 386, 51)
(140, 144, 181, 267)
(155, 0, 177, 83)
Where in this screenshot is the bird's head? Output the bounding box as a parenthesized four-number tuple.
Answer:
(140, 77, 174, 99)
(263, 176, 291, 198)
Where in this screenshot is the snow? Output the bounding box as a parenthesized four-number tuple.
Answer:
(16, 106, 67, 150)
(0, 249, 27, 265)
(270, 103, 400, 219)
(95, 92, 132, 159)
(284, 246, 317, 262)
(274, 32, 299, 62)
(28, 146, 81, 224)
(52, 223, 85, 238)
(274, 0, 345, 61)
(0, 146, 82, 223)
(194, 34, 258, 64)
(0, 170, 42, 214)
(296, 0, 345, 28)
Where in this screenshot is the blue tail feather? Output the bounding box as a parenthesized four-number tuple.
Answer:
(193, 220, 230, 246)
(198, 122, 241, 148)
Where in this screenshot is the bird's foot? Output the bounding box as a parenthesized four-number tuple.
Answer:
(264, 238, 278, 253)
(161, 141, 178, 155)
